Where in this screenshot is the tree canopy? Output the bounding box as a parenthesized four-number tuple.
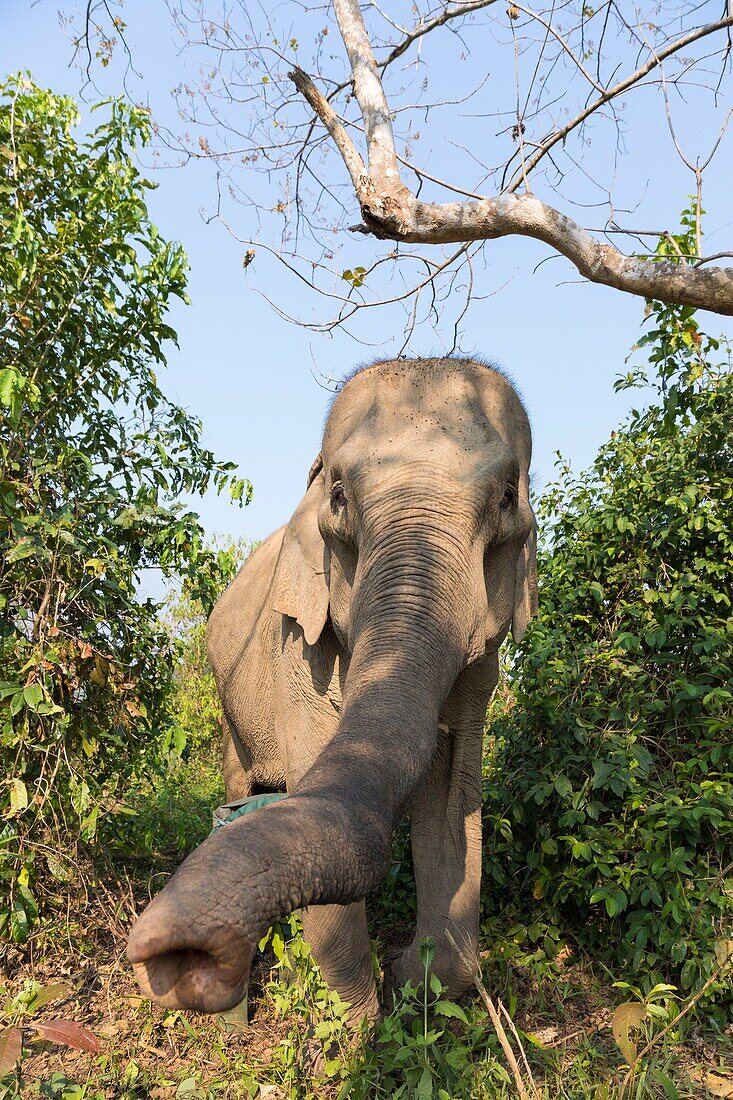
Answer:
(0, 75, 246, 941)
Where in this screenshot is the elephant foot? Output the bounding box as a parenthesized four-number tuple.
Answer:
(299, 1036, 330, 1078)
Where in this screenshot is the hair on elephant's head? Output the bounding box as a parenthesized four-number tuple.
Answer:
(273, 357, 536, 666)
(127, 357, 536, 1014)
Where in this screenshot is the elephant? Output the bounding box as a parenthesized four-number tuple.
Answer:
(127, 356, 537, 1029)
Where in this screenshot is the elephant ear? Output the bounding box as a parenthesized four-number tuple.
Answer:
(273, 463, 329, 646)
(511, 510, 538, 643)
(306, 452, 323, 489)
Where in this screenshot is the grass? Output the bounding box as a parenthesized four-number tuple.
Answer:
(1, 757, 731, 1099)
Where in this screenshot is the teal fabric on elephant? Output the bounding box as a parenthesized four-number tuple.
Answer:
(211, 793, 287, 831)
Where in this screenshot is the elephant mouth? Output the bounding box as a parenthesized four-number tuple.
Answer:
(127, 916, 251, 1013)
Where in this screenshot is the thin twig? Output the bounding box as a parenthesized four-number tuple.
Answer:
(505, 13, 733, 192)
(499, 998, 538, 1093)
(446, 929, 537, 1100)
(512, 3, 605, 93)
(379, 0, 500, 71)
(619, 948, 733, 1097)
(695, 251, 733, 268)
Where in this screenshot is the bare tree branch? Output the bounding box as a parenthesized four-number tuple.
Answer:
(333, 0, 403, 194)
(289, 66, 366, 193)
(288, 1, 733, 315)
(71, 0, 733, 330)
(504, 11, 733, 192)
(378, 0, 500, 71)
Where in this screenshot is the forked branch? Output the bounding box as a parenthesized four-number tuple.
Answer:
(288, 0, 733, 315)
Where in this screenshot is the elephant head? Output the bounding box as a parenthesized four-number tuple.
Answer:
(127, 357, 536, 1012)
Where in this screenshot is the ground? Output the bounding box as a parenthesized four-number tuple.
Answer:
(2, 761, 731, 1099)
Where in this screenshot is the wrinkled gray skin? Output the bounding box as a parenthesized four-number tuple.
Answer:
(127, 357, 537, 1027)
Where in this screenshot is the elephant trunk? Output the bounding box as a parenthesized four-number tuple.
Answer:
(127, 534, 471, 1013)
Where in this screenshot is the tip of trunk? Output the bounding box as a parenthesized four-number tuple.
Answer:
(127, 899, 252, 1013)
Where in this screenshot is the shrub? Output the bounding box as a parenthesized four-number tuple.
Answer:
(160, 537, 256, 762)
(483, 234, 732, 1021)
(0, 76, 248, 942)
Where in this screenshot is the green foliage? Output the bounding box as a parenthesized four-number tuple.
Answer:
(0, 75, 249, 943)
(370, 818, 416, 941)
(341, 266, 367, 289)
(108, 757, 224, 864)
(262, 914, 353, 1085)
(262, 919, 513, 1099)
(484, 222, 733, 1021)
(341, 980, 510, 1100)
(161, 537, 256, 761)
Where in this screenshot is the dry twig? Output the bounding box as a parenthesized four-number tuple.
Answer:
(445, 928, 538, 1100)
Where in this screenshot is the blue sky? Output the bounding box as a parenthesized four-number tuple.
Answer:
(4, 0, 732, 554)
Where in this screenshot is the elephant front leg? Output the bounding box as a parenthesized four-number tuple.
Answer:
(302, 901, 380, 1028)
(389, 658, 495, 998)
(222, 714, 254, 802)
(389, 732, 483, 997)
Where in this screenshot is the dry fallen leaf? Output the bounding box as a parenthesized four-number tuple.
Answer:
(96, 1021, 120, 1038)
(611, 1002, 647, 1065)
(528, 1025, 559, 1045)
(32, 1018, 100, 1053)
(705, 1073, 733, 1099)
(0, 1026, 22, 1076)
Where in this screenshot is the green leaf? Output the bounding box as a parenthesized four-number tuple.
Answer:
(271, 926, 286, 963)
(10, 897, 29, 942)
(6, 537, 36, 563)
(554, 775, 572, 799)
(434, 1000, 469, 1024)
(415, 1066, 434, 1100)
(17, 883, 38, 922)
(28, 982, 73, 1012)
(611, 1002, 647, 1065)
(418, 936, 435, 971)
(0, 367, 22, 408)
(80, 806, 100, 842)
(22, 684, 43, 711)
(9, 778, 28, 814)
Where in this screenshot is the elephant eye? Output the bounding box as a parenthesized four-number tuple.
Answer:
(330, 481, 347, 509)
(500, 484, 518, 511)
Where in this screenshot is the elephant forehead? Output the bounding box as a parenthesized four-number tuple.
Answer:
(352, 419, 505, 465)
(325, 359, 528, 463)
(330, 428, 515, 503)
(326, 400, 515, 491)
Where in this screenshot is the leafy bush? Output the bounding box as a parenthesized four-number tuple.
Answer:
(262, 920, 512, 1099)
(483, 247, 732, 1020)
(107, 758, 225, 865)
(0, 75, 248, 942)
(161, 537, 256, 762)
